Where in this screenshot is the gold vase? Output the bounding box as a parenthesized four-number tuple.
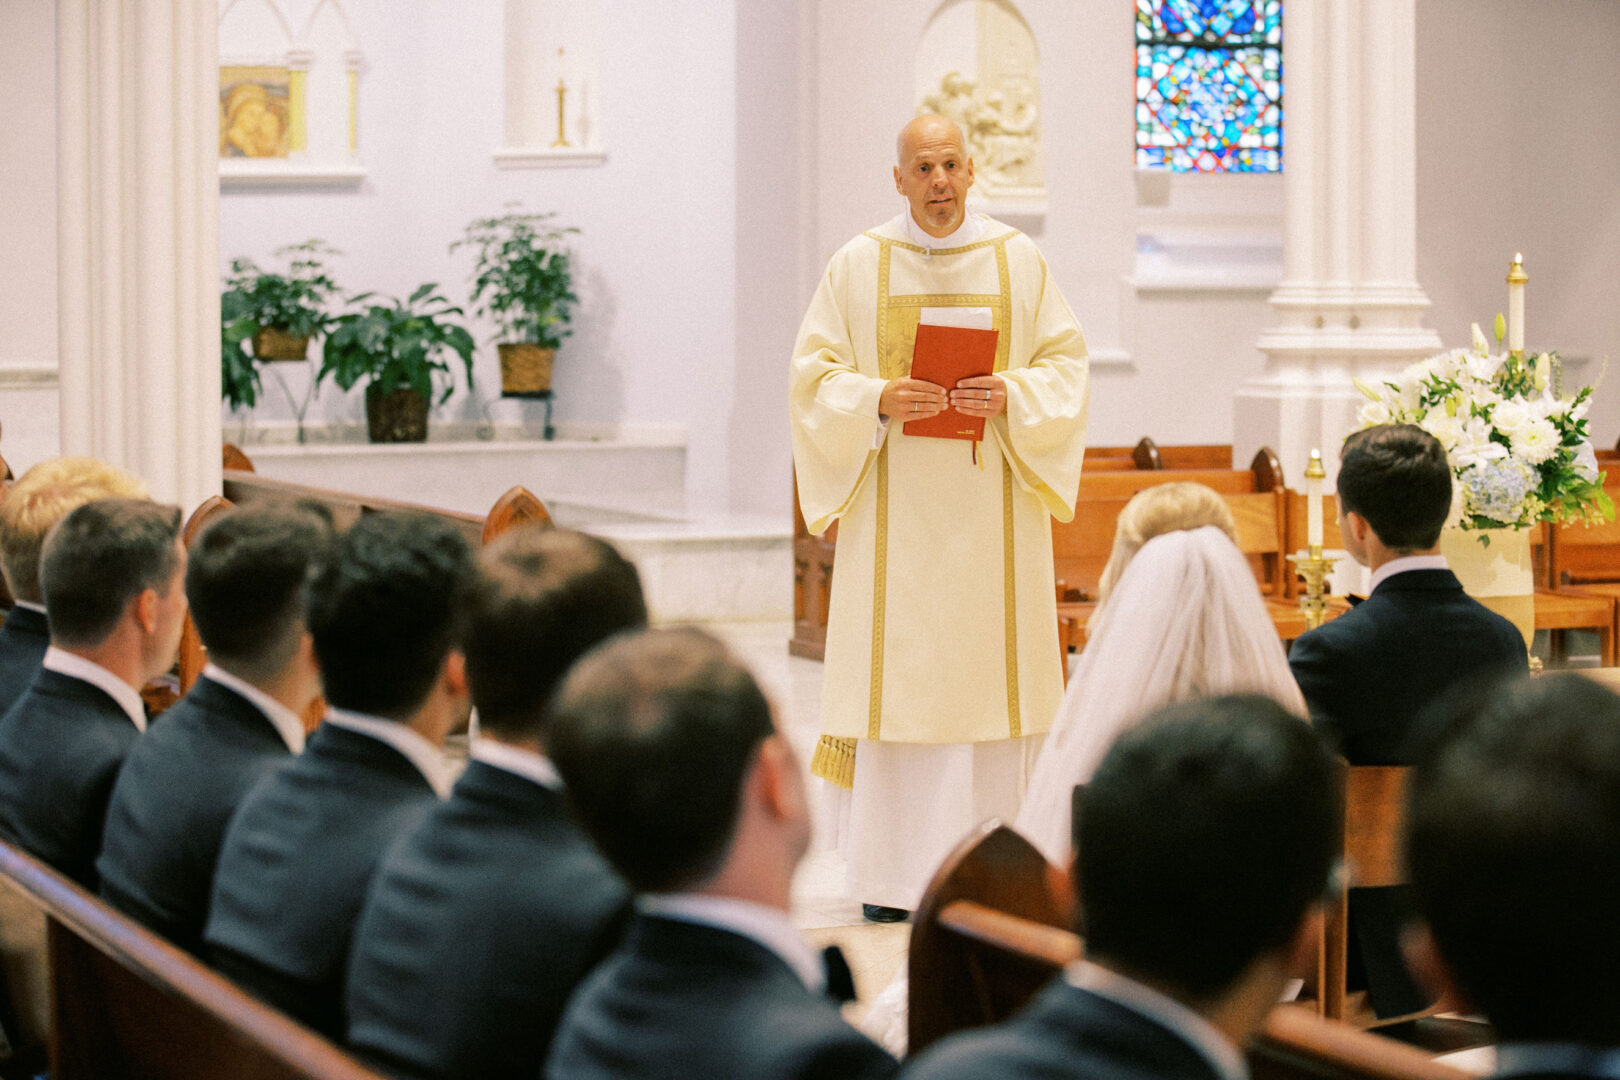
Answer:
(1439, 525, 1535, 649)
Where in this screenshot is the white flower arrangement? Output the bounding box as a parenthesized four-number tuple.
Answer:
(1353, 321, 1614, 532)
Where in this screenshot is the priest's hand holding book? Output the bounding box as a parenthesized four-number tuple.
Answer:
(948, 375, 1005, 418)
(879, 375, 1004, 421)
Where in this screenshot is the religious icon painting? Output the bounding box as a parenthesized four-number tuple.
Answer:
(219, 66, 292, 159)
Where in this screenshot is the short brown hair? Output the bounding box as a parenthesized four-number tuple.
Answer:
(0, 457, 147, 602)
(41, 498, 182, 647)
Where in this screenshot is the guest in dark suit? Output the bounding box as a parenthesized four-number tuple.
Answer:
(204, 512, 473, 1039)
(346, 528, 646, 1080)
(0, 456, 147, 715)
(545, 628, 896, 1080)
(97, 508, 331, 955)
(903, 695, 1337, 1080)
(1288, 423, 1527, 1017)
(1403, 674, 1620, 1079)
(0, 498, 187, 889)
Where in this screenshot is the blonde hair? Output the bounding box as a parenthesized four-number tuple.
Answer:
(1096, 483, 1237, 604)
(0, 457, 147, 602)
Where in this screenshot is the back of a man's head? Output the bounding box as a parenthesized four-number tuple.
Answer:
(187, 508, 333, 685)
(1337, 424, 1452, 551)
(41, 498, 183, 650)
(306, 512, 473, 721)
(0, 457, 147, 603)
(547, 627, 774, 893)
(1077, 695, 1337, 1000)
(1407, 674, 1620, 1044)
(464, 527, 646, 743)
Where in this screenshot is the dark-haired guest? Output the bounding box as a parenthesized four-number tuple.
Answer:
(205, 512, 472, 1039)
(0, 498, 186, 889)
(546, 627, 896, 1080)
(98, 507, 331, 955)
(346, 528, 644, 1080)
(904, 695, 1336, 1080)
(1406, 674, 1620, 1078)
(0, 457, 147, 716)
(1289, 422, 1526, 1018)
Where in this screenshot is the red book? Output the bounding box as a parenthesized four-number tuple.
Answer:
(902, 323, 999, 441)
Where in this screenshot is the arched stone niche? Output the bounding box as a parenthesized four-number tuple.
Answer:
(495, 0, 605, 167)
(914, 0, 1045, 216)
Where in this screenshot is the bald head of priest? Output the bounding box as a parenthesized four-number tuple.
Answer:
(894, 113, 976, 240)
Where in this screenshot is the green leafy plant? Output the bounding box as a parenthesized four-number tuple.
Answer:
(452, 209, 579, 348)
(317, 284, 476, 405)
(220, 240, 342, 410)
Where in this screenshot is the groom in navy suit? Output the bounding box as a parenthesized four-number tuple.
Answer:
(1290, 422, 1527, 1017)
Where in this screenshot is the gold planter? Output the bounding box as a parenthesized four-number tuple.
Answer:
(251, 327, 311, 362)
(365, 387, 429, 443)
(497, 343, 555, 395)
(1439, 525, 1535, 649)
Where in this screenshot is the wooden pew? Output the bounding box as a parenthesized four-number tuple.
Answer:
(0, 837, 387, 1080)
(1076, 447, 1284, 499)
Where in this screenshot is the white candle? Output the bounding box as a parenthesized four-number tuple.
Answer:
(1507, 253, 1527, 354)
(1306, 449, 1324, 549)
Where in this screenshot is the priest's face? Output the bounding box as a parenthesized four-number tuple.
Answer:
(894, 116, 975, 238)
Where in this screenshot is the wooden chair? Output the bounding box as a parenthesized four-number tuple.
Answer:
(480, 485, 553, 544)
(175, 496, 237, 695)
(0, 838, 387, 1080)
(221, 444, 256, 472)
(790, 470, 837, 661)
(908, 822, 1077, 1055)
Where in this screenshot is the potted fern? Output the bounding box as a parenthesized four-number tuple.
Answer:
(221, 240, 342, 365)
(452, 209, 579, 395)
(317, 284, 476, 443)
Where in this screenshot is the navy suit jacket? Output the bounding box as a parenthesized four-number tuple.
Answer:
(0, 608, 49, 720)
(546, 914, 896, 1080)
(345, 759, 631, 1080)
(97, 676, 294, 956)
(203, 722, 437, 1039)
(1289, 568, 1528, 765)
(0, 667, 141, 889)
(902, 978, 1225, 1080)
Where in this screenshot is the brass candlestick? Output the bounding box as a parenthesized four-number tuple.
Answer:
(1287, 547, 1340, 631)
(552, 48, 570, 148)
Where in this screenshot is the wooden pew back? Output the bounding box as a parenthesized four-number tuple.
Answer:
(1550, 491, 1620, 584)
(0, 839, 386, 1080)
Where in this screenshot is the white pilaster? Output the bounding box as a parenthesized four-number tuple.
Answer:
(1235, 0, 1440, 483)
(56, 0, 220, 511)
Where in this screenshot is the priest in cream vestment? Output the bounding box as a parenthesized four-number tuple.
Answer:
(790, 115, 1089, 914)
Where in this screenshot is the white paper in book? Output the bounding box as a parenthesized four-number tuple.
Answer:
(918, 306, 993, 330)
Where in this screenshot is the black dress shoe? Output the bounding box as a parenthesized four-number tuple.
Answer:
(862, 903, 909, 923)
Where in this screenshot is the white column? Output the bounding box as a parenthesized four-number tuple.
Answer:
(56, 0, 220, 511)
(1234, 0, 1440, 485)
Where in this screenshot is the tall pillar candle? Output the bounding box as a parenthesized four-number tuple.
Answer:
(1306, 449, 1325, 550)
(1507, 253, 1527, 354)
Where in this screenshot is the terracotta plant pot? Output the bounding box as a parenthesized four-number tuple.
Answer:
(365, 386, 430, 443)
(252, 327, 311, 362)
(497, 343, 555, 395)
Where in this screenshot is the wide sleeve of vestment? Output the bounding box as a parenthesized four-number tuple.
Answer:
(990, 237, 1090, 524)
(789, 242, 888, 536)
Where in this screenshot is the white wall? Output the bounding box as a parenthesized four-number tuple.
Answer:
(221, 0, 742, 513)
(1415, 1, 1620, 443)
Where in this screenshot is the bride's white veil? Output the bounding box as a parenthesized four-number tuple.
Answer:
(1016, 524, 1306, 864)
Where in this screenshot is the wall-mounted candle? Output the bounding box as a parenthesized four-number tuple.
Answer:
(1507, 253, 1528, 354)
(1306, 448, 1325, 550)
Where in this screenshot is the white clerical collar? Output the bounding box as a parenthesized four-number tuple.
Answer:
(900, 210, 984, 250)
(1065, 960, 1249, 1080)
(1370, 554, 1450, 594)
(200, 663, 306, 753)
(468, 737, 563, 791)
(41, 646, 146, 732)
(13, 601, 45, 615)
(638, 893, 825, 993)
(322, 707, 454, 799)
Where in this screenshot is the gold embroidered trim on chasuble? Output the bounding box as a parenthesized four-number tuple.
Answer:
(809, 234, 1025, 789)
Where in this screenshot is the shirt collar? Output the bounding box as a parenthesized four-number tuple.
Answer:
(200, 663, 306, 753)
(41, 646, 146, 732)
(900, 210, 983, 250)
(1065, 961, 1248, 1080)
(468, 737, 563, 790)
(13, 601, 45, 615)
(1370, 554, 1450, 593)
(638, 893, 825, 993)
(322, 707, 454, 799)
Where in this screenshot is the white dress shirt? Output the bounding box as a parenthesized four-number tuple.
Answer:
(322, 707, 454, 799)
(1369, 553, 1450, 594)
(200, 663, 305, 753)
(638, 893, 826, 993)
(41, 647, 146, 732)
(12, 601, 45, 615)
(468, 737, 562, 791)
(1065, 960, 1248, 1080)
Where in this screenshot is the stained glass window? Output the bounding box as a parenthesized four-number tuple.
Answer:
(1136, 1, 1282, 173)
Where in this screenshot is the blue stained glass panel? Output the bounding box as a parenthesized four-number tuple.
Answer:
(1135, 1, 1282, 173)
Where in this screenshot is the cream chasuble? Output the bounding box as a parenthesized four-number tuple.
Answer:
(791, 214, 1090, 791)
